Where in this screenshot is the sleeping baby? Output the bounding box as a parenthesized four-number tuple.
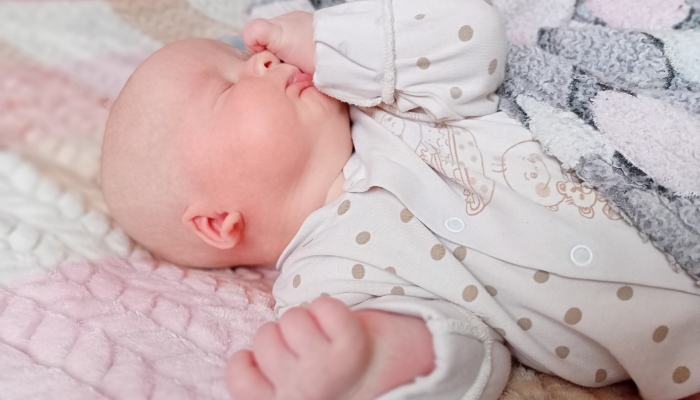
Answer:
(100, 1, 700, 399)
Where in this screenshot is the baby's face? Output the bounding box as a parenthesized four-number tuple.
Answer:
(102, 39, 352, 267)
(167, 40, 346, 186)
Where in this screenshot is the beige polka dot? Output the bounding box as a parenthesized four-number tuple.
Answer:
(494, 328, 506, 337)
(453, 246, 467, 261)
(299, 301, 309, 308)
(385, 266, 397, 274)
(458, 25, 474, 42)
(293, 274, 301, 288)
(595, 369, 607, 383)
(564, 307, 582, 325)
(653, 325, 669, 343)
(450, 87, 463, 99)
(417, 57, 431, 70)
(517, 318, 532, 331)
(555, 346, 570, 359)
(673, 366, 690, 384)
(356, 231, 371, 245)
(320, 292, 330, 297)
(485, 285, 497, 296)
(488, 59, 498, 75)
(483, 0, 493, 5)
(617, 286, 633, 301)
(431, 244, 446, 260)
(400, 208, 413, 223)
(486, 93, 496, 102)
(337, 200, 351, 215)
(481, 185, 488, 193)
(469, 176, 477, 185)
(415, 14, 425, 20)
(391, 286, 405, 295)
(471, 156, 478, 162)
(462, 285, 479, 302)
(533, 270, 550, 283)
(352, 264, 365, 279)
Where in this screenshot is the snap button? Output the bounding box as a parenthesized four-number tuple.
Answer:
(445, 217, 465, 233)
(570, 245, 593, 267)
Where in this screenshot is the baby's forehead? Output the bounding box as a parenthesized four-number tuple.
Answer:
(143, 39, 247, 82)
(132, 42, 245, 102)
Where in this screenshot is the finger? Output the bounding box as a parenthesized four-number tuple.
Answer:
(252, 321, 296, 383)
(278, 307, 330, 357)
(308, 297, 366, 347)
(226, 350, 275, 400)
(242, 19, 278, 54)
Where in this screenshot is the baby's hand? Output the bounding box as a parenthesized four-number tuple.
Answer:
(242, 11, 316, 74)
(226, 297, 372, 400)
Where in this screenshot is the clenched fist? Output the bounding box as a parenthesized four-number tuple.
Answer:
(242, 11, 316, 74)
(226, 297, 373, 400)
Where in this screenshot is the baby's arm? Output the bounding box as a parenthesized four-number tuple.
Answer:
(227, 296, 511, 400)
(244, 0, 507, 122)
(227, 297, 435, 400)
(312, 0, 508, 121)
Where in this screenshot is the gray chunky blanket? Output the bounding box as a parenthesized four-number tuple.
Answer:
(245, 0, 700, 281)
(498, 1, 700, 280)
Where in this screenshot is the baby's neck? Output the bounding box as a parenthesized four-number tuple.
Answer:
(323, 170, 347, 206)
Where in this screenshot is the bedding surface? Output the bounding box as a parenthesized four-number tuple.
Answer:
(1, 0, 696, 399)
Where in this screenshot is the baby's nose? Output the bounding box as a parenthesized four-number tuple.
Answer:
(247, 51, 282, 76)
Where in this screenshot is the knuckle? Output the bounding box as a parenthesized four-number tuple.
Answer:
(310, 295, 340, 309)
(311, 296, 350, 319)
(279, 305, 307, 322)
(243, 19, 270, 38)
(228, 350, 250, 368)
(227, 371, 253, 396)
(253, 322, 277, 346)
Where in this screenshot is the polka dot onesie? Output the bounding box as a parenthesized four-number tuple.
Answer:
(274, 1, 700, 399)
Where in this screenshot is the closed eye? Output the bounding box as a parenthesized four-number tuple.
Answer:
(213, 81, 235, 110)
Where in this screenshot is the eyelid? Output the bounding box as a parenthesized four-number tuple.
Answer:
(213, 81, 235, 109)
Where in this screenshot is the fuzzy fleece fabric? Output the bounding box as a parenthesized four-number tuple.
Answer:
(0, 0, 695, 399)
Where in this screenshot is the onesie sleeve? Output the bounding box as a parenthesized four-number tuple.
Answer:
(274, 262, 511, 400)
(313, 0, 508, 120)
(353, 296, 511, 400)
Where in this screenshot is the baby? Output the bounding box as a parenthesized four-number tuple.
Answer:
(101, 1, 700, 399)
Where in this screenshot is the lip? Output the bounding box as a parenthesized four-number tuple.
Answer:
(287, 71, 314, 93)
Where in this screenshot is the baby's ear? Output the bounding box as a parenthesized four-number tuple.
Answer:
(182, 208, 244, 250)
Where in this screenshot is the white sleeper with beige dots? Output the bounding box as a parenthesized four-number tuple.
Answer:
(275, 184, 700, 400)
(273, 0, 700, 399)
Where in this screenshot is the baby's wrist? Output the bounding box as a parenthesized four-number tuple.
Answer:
(346, 310, 435, 400)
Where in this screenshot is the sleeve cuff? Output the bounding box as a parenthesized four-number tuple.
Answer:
(352, 296, 510, 400)
(313, 0, 395, 107)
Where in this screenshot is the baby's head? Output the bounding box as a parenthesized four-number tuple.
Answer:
(101, 39, 351, 268)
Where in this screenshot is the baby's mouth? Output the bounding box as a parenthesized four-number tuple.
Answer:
(287, 71, 314, 91)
